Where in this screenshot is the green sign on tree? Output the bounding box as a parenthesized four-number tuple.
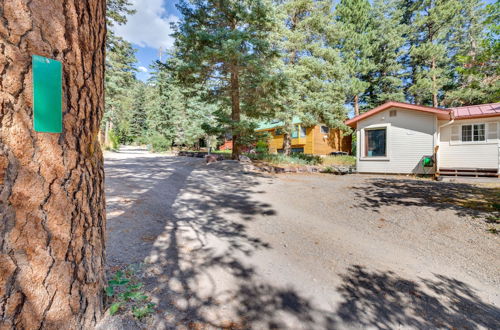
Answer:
(33, 55, 62, 133)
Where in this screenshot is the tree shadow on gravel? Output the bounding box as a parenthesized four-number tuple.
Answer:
(336, 265, 500, 329)
(105, 156, 335, 329)
(142, 161, 337, 329)
(352, 178, 500, 217)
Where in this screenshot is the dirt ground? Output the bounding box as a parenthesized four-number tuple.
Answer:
(102, 147, 500, 329)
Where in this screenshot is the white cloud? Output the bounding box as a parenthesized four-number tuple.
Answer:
(138, 66, 148, 72)
(113, 0, 178, 49)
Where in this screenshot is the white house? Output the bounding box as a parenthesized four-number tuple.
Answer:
(346, 101, 500, 177)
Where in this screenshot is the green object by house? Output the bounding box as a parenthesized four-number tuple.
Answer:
(423, 156, 433, 167)
(33, 55, 62, 133)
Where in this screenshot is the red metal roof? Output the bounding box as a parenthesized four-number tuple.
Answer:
(345, 101, 451, 127)
(449, 103, 500, 120)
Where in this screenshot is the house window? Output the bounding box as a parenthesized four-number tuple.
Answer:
(291, 125, 306, 138)
(365, 128, 387, 157)
(291, 147, 304, 153)
(275, 128, 283, 136)
(320, 125, 329, 134)
(462, 124, 485, 142)
(300, 126, 307, 138)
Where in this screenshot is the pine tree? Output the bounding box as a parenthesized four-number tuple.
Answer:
(129, 82, 148, 139)
(444, 0, 499, 106)
(334, 0, 375, 115)
(276, 0, 348, 154)
(364, 0, 406, 108)
(405, 0, 463, 107)
(173, 0, 282, 159)
(104, 0, 137, 147)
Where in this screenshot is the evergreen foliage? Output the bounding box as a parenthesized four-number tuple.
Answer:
(103, 0, 498, 153)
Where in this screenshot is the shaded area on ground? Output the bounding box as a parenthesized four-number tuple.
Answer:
(352, 177, 500, 217)
(336, 265, 500, 329)
(104, 150, 500, 329)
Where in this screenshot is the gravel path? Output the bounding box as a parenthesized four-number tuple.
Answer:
(104, 147, 500, 329)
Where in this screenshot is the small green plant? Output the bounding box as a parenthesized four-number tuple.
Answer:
(106, 265, 155, 320)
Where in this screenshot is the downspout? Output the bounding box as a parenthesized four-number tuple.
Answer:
(436, 112, 455, 176)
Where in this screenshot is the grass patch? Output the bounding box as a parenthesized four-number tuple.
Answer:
(247, 153, 322, 165)
(106, 264, 155, 320)
(322, 155, 356, 166)
(247, 153, 355, 167)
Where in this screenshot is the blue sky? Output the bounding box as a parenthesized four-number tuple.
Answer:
(113, 0, 180, 81)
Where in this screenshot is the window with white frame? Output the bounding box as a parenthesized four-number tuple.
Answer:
(461, 124, 485, 142)
(364, 128, 387, 157)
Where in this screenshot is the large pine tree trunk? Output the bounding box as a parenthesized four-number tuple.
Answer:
(0, 1, 106, 329)
(431, 58, 438, 107)
(230, 66, 241, 160)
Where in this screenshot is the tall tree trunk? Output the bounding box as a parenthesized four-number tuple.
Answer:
(354, 95, 360, 116)
(104, 119, 111, 148)
(0, 1, 106, 329)
(431, 58, 438, 107)
(230, 65, 241, 160)
(282, 119, 293, 156)
(283, 132, 292, 156)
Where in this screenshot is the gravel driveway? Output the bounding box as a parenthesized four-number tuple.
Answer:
(104, 147, 500, 329)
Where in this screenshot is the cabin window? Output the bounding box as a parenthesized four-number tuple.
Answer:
(275, 128, 283, 136)
(291, 147, 304, 153)
(320, 126, 329, 134)
(462, 124, 485, 142)
(364, 128, 387, 157)
(300, 126, 307, 138)
(291, 125, 306, 138)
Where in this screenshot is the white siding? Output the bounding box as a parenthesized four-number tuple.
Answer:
(356, 108, 436, 174)
(438, 117, 499, 170)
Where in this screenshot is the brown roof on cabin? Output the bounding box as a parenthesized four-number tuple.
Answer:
(449, 103, 500, 119)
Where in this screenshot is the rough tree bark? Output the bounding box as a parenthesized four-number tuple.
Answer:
(431, 58, 438, 107)
(230, 65, 241, 160)
(354, 95, 360, 116)
(0, 1, 106, 329)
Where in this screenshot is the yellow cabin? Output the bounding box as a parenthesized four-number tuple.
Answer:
(255, 119, 352, 155)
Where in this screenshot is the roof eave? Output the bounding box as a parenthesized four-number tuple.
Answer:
(455, 113, 500, 120)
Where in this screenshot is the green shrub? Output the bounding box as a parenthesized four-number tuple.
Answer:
(149, 134, 171, 152)
(255, 140, 268, 154)
(247, 152, 322, 165)
(108, 130, 120, 150)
